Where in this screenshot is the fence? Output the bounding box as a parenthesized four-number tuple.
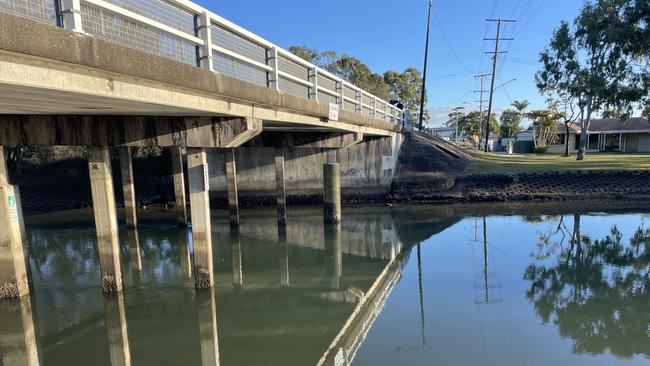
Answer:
(0, 0, 403, 124)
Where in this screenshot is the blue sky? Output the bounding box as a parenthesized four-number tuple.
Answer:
(194, 0, 584, 127)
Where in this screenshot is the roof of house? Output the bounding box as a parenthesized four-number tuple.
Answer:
(559, 117, 650, 134)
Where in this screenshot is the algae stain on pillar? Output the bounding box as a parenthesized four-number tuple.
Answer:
(187, 148, 214, 289)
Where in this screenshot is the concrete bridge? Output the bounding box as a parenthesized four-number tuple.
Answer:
(0, 0, 405, 298)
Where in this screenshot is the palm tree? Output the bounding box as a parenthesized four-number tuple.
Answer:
(511, 100, 530, 116)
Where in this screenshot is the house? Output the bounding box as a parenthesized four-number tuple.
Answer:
(550, 117, 650, 153)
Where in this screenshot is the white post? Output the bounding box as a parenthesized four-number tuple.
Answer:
(309, 67, 319, 101)
(370, 96, 377, 118)
(268, 47, 280, 91)
(62, 0, 83, 33)
(337, 81, 345, 110)
(198, 11, 213, 71)
(355, 90, 362, 114)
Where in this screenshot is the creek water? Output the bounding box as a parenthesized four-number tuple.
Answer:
(1, 202, 649, 365)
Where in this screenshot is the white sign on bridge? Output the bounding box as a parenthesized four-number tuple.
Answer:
(328, 103, 340, 121)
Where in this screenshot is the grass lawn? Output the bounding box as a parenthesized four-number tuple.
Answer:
(463, 150, 650, 174)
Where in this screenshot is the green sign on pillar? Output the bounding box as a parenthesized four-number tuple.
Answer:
(7, 192, 18, 222)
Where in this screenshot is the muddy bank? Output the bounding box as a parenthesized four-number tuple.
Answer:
(390, 170, 650, 203)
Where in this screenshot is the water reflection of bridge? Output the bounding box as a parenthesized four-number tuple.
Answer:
(0, 208, 458, 366)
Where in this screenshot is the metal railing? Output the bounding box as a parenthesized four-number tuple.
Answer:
(0, 0, 403, 124)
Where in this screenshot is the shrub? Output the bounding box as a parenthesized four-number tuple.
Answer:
(533, 146, 548, 154)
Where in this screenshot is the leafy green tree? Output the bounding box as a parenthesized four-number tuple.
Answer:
(538, 1, 645, 160)
(527, 110, 559, 148)
(445, 106, 465, 142)
(384, 68, 429, 124)
(546, 97, 581, 157)
(456, 112, 498, 147)
(499, 109, 523, 138)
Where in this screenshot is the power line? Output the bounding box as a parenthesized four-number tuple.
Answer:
(432, 5, 476, 74)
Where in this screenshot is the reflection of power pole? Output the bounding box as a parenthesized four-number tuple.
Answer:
(482, 217, 489, 304)
(483, 18, 515, 152)
(417, 244, 426, 349)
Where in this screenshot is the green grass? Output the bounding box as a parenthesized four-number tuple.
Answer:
(463, 150, 650, 174)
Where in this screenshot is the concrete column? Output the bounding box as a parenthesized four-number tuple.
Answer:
(0, 147, 30, 299)
(88, 146, 123, 293)
(171, 147, 188, 227)
(323, 152, 341, 224)
(224, 148, 239, 227)
(196, 289, 220, 366)
(274, 148, 287, 226)
(0, 296, 40, 364)
(103, 292, 132, 366)
(278, 223, 289, 287)
(231, 226, 243, 288)
(324, 223, 342, 290)
(187, 148, 213, 289)
(119, 147, 137, 229)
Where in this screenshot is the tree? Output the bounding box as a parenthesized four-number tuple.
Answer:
(538, 1, 645, 160)
(527, 110, 559, 148)
(455, 111, 498, 147)
(445, 106, 465, 142)
(547, 97, 581, 156)
(499, 109, 523, 138)
(384, 68, 429, 124)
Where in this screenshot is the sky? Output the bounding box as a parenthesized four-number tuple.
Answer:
(194, 0, 585, 127)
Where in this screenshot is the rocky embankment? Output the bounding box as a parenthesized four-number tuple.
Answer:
(390, 132, 650, 203)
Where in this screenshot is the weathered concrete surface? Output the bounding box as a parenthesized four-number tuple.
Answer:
(171, 147, 188, 227)
(207, 134, 402, 203)
(0, 12, 400, 136)
(0, 115, 263, 148)
(119, 147, 137, 228)
(87, 146, 123, 293)
(224, 148, 240, 227)
(187, 148, 214, 289)
(323, 163, 341, 224)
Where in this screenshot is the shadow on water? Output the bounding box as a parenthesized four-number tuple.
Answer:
(1, 201, 650, 365)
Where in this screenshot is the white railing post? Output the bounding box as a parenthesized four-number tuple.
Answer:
(61, 0, 83, 33)
(198, 11, 213, 71)
(337, 81, 344, 109)
(309, 67, 318, 101)
(355, 90, 362, 114)
(371, 96, 377, 118)
(268, 47, 280, 91)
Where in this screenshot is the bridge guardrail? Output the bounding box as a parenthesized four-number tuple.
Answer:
(0, 0, 403, 125)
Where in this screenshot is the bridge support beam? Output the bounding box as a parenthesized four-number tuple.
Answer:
(88, 146, 123, 293)
(0, 146, 30, 299)
(275, 148, 287, 226)
(103, 292, 132, 366)
(119, 147, 137, 229)
(171, 147, 188, 227)
(224, 148, 239, 227)
(187, 148, 213, 289)
(323, 151, 341, 224)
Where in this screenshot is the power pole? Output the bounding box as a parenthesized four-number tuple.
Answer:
(483, 18, 515, 152)
(474, 74, 489, 149)
(418, 0, 433, 132)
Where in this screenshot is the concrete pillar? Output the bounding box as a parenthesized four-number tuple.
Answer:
(171, 147, 188, 227)
(278, 222, 289, 287)
(119, 147, 137, 229)
(0, 296, 40, 364)
(275, 148, 287, 226)
(0, 147, 30, 299)
(126, 229, 142, 272)
(323, 151, 341, 224)
(88, 146, 123, 293)
(103, 292, 132, 366)
(196, 289, 220, 366)
(224, 148, 239, 227)
(324, 223, 342, 290)
(187, 148, 213, 289)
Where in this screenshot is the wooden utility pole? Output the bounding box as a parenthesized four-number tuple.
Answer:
(483, 18, 515, 152)
(418, 0, 433, 132)
(474, 74, 490, 149)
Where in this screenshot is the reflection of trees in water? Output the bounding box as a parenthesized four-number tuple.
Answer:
(525, 215, 650, 358)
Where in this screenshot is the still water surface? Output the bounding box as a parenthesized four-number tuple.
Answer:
(1, 203, 649, 365)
